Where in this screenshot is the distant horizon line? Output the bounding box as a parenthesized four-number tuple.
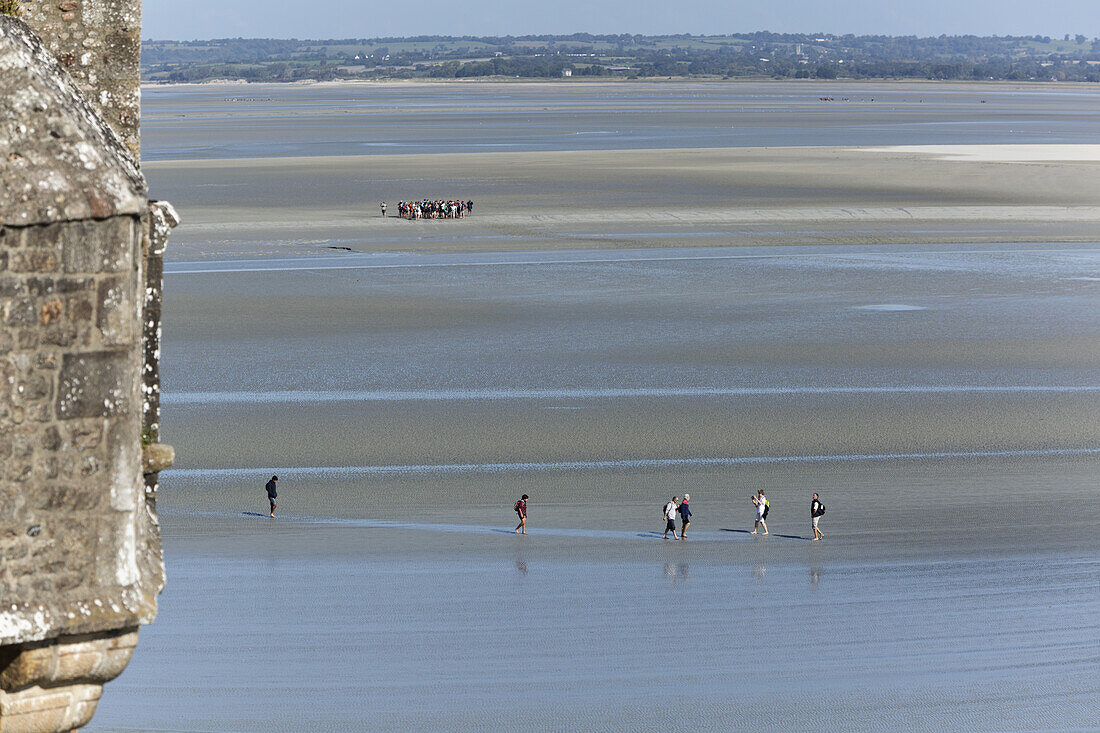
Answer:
(142, 30, 1099, 43)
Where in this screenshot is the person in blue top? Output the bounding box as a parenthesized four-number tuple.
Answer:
(678, 493, 692, 539)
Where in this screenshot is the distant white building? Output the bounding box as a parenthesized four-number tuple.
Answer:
(561, 68, 573, 77)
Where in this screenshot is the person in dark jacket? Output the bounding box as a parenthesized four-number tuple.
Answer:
(811, 492, 825, 541)
(266, 475, 278, 518)
(678, 493, 692, 539)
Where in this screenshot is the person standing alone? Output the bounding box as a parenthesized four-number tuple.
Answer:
(678, 493, 692, 539)
(811, 492, 825, 541)
(266, 475, 278, 518)
(514, 494, 528, 534)
(751, 489, 768, 535)
(380, 201, 387, 217)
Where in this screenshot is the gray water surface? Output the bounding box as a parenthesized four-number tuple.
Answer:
(142, 81, 1100, 160)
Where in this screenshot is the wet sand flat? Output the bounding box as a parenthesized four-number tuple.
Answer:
(89, 240, 1100, 731)
(89, 82, 1100, 731)
(100, 453, 1100, 731)
(142, 80, 1100, 162)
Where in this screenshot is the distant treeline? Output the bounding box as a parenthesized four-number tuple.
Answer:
(142, 32, 1100, 83)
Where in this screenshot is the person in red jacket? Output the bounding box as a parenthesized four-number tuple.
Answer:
(514, 494, 528, 534)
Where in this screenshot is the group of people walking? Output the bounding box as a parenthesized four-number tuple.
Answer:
(263, 475, 824, 541)
(513, 491, 827, 540)
(384, 199, 473, 219)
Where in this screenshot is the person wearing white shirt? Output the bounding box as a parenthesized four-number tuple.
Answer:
(662, 496, 680, 540)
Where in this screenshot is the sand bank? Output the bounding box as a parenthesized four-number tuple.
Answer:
(144, 145, 1100, 258)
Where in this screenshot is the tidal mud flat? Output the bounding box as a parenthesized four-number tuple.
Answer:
(89, 82, 1100, 731)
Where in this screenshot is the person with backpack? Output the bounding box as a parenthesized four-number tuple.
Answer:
(811, 492, 825, 541)
(678, 493, 692, 539)
(514, 494, 528, 534)
(751, 489, 769, 535)
(662, 496, 681, 540)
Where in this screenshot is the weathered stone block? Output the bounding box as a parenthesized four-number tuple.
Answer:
(57, 277, 92, 294)
(79, 454, 101, 477)
(68, 423, 101, 449)
(16, 330, 39, 350)
(5, 298, 38, 328)
(33, 457, 59, 482)
(9, 250, 59, 274)
(0, 489, 20, 521)
(21, 223, 61, 249)
(6, 462, 33, 483)
(96, 276, 130, 345)
(28, 403, 53, 424)
(16, 373, 50, 402)
(39, 427, 61, 452)
(40, 324, 76, 348)
(60, 219, 133, 274)
(56, 350, 129, 419)
(32, 485, 98, 513)
(38, 299, 63, 326)
(107, 418, 138, 511)
(2, 540, 29, 563)
(0, 630, 138, 721)
(141, 443, 174, 474)
(10, 433, 33, 458)
(0, 683, 102, 732)
(24, 278, 57, 298)
(66, 295, 93, 323)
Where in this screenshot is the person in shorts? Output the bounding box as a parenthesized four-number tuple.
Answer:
(752, 489, 768, 535)
(265, 475, 278, 518)
(514, 494, 528, 534)
(811, 492, 825, 541)
(380, 201, 387, 217)
(678, 493, 692, 539)
(663, 496, 680, 540)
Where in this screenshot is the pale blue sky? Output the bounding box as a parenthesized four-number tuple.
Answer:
(143, 0, 1099, 41)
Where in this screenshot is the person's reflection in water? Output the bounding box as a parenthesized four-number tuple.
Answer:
(663, 562, 689, 584)
(810, 566, 821, 589)
(752, 564, 767, 581)
(515, 545, 528, 576)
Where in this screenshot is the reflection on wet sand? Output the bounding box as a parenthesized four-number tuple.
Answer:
(662, 562, 690, 584)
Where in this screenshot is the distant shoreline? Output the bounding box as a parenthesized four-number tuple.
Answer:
(141, 77, 1098, 90)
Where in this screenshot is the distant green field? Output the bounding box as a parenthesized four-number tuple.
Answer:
(141, 32, 1100, 83)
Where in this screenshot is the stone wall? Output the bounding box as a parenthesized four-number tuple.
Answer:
(1, 14, 170, 732)
(19, 0, 142, 160)
(1, 215, 159, 620)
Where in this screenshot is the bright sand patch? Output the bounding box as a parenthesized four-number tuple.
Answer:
(864, 144, 1100, 163)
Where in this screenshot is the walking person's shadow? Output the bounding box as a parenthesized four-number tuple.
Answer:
(719, 529, 810, 540)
